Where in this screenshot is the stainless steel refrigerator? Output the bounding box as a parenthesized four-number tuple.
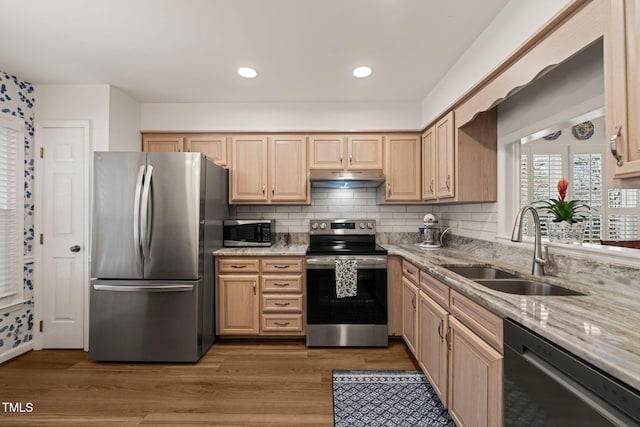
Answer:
(89, 152, 228, 362)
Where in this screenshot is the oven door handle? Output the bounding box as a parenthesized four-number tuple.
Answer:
(306, 256, 387, 269)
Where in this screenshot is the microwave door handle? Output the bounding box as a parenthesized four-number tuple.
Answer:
(140, 165, 153, 260)
(133, 165, 145, 263)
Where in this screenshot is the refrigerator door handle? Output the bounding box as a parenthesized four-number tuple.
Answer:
(140, 165, 154, 260)
(133, 165, 146, 263)
(93, 284, 194, 292)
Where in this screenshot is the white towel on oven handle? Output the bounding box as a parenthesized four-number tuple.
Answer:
(335, 258, 357, 298)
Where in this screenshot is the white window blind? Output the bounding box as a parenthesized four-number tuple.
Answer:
(520, 136, 640, 243)
(0, 117, 24, 304)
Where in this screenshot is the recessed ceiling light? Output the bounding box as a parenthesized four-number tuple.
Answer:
(353, 66, 373, 78)
(238, 67, 258, 78)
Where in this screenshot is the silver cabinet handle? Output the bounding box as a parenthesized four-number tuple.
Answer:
(437, 320, 443, 342)
(445, 326, 451, 351)
(253, 282, 256, 295)
(446, 174, 451, 190)
(349, 154, 353, 165)
(387, 183, 391, 197)
(273, 282, 290, 287)
(430, 179, 434, 192)
(411, 295, 416, 310)
(274, 321, 290, 327)
(262, 184, 266, 195)
(273, 265, 290, 269)
(70, 245, 81, 253)
(274, 302, 291, 307)
(340, 155, 343, 164)
(231, 265, 247, 269)
(404, 269, 414, 277)
(272, 184, 275, 195)
(610, 125, 623, 166)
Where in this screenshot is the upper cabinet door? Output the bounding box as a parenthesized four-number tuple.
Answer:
(422, 128, 437, 201)
(606, 0, 640, 184)
(268, 135, 308, 203)
(347, 135, 383, 170)
(435, 112, 455, 199)
(184, 134, 228, 167)
(308, 135, 346, 169)
(142, 134, 184, 152)
(384, 134, 421, 202)
(230, 135, 268, 203)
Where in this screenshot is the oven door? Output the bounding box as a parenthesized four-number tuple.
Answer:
(306, 255, 387, 325)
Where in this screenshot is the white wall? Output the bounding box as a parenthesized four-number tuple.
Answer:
(141, 102, 421, 132)
(34, 84, 110, 151)
(420, 0, 573, 127)
(108, 87, 142, 151)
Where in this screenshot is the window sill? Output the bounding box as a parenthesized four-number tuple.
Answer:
(0, 299, 29, 312)
(496, 234, 640, 267)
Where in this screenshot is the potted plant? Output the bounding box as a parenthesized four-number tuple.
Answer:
(537, 178, 590, 243)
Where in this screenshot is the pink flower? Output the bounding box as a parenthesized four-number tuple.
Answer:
(557, 178, 568, 202)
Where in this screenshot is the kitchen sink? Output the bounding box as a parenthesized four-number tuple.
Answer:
(444, 266, 585, 296)
(474, 279, 586, 296)
(445, 266, 519, 280)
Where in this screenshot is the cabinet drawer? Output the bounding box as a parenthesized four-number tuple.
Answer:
(218, 258, 260, 274)
(261, 258, 304, 273)
(262, 294, 303, 313)
(261, 314, 304, 334)
(402, 260, 420, 285)
(450, 290, 503, 353)
(420, 271, 450, 309)
(261, 275, 303, 293)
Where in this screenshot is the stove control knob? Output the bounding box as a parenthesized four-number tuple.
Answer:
(311, 222, 318, 230)
(367, 222, 374, 229)
(320, 222, 326, 230)
(359, 222, 366, 229)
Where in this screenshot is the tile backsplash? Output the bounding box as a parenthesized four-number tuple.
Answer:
(232, 187, 498, 241)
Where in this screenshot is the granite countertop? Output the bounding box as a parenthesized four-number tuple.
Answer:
(386, 244, 640, 392)
(213, 244, 308, 257)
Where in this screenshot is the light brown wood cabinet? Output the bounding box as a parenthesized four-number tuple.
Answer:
(308, 134, 383, 171)
(230, 135, 308, 204)
(142, 133, 228, 167)
(435, 112, 455, 199)
(217, 256, 305, 337)
(421, 127, 437, 201)
(401, 260, 420, 355)
(448, 316, 502, 427)
(418, 292, 449, 405)
(382, 134, 422, 202)
(606, 0, 640, 185)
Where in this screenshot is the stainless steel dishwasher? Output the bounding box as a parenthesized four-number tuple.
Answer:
(504, 319, 640, 426)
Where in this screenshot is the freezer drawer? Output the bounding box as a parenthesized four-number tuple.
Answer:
(89, 279, 202, 362)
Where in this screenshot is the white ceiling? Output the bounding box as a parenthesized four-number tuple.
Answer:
(0, 0, 510, 104)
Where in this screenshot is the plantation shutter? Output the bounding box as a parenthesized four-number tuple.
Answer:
(0, 121, 22, 300)
(571, 152, 602, 243)
(607, 189, 639, 239)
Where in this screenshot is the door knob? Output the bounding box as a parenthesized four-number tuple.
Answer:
(70, 245, 81, 253)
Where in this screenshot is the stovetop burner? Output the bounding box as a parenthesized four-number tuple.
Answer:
(306, 219, 387, 256)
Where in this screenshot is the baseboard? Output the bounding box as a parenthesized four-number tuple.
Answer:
(0, 342, 33, 364)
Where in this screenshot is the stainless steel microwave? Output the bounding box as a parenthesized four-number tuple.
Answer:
(223, 219, 275, 247)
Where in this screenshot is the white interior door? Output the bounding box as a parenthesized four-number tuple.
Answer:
(39, 123, 89, 348)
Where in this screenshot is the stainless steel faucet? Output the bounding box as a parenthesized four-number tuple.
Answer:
(511, 205, 549, 276)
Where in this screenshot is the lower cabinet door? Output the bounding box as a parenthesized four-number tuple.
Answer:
(418, 292, 449, 407)
(401, 277, 419, 355)
(448, 316, 503, 427)
(218, 275, 259, 335)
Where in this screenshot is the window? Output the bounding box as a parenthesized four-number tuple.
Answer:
(519, 118, 639, 243)
(0, 115, 24, 307)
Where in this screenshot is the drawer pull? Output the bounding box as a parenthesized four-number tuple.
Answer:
(445, 326, 452, 351)
(273, 265, 290, 269)
(404, 269, 414, 276)
(437, 320, 444, 342)
(231, 265, 247, 269)
(274, 321, 290, 327)
(274, 302, 291, 307)
(273, 282, 290, 287)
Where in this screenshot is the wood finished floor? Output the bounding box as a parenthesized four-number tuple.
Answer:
(0, 339, 418, 426)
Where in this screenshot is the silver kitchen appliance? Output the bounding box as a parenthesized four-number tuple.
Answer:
(306, 219, 388, 347)
(89, 152, 228, 362)
(418, 213, 449, 249)
(223, 219, 275, 247)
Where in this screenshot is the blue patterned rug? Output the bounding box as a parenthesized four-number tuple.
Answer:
(333, 370, 455, 427)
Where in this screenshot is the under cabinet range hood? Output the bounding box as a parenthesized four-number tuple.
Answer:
(309, 170, 385, 188)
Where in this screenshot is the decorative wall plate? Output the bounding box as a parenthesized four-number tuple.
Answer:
(572, 121, 594, 140)
(543, 130, 562, 141)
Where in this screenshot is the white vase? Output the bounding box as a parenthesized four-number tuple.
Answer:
(546, 220, 586, 243)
